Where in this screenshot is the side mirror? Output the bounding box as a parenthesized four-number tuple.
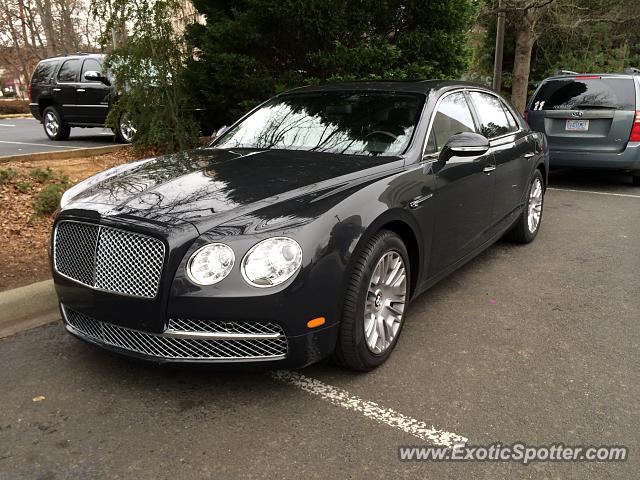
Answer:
(443, 132, 490, 157)
(84, 71, 111, 86)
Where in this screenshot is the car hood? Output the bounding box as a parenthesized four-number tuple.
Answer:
(63, 148, 402, 232)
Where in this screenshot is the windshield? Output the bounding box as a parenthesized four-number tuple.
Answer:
(214, 91, 425, 156)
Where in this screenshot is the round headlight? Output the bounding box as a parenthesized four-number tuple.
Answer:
(241, 237, 302, 288)
(186, 243, 235, 286)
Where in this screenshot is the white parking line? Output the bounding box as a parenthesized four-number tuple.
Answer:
(0, 124, 16, 127)
(0, 140, 81, 149)
(549, 187, 640, 199)
(272, 370, 468, 447)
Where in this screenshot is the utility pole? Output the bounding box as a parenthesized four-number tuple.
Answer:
(492, 0, 506, 92)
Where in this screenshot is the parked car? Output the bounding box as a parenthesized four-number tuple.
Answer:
(28, 53, 211, 143)
(526, 70, 640, 185)
(28, 53, 136, 142)
(51, 81, 548, 371)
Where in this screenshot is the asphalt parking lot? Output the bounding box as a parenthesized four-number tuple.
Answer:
(1, 170, 639, 479)
(0, 118, 116, 157)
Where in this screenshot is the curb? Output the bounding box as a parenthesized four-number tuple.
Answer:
(0, 144, 129, 164)
(0, 280, 59, 339)
(0, 114, 31, 119)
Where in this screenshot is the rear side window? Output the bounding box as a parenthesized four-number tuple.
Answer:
(31, 61, 57, 84)
(469, 92, 514, 139)
(425, 92, 476, 153)
(57, 59, 81, 83)
(530, 78, 636, 111)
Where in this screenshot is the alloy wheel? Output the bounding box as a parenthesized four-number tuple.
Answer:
(119, 114, 136, 142)
(45, 111, 59, 137)
(363, 251, 407, 354)
(528, 177, 543, 233)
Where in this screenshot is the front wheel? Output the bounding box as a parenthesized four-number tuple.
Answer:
(507, 169, 545, 243)
(333, 230, 410, 371)
(42, 106, 70, 141)
(115, 113, 136, 143)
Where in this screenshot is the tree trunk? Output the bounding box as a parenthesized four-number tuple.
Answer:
(34, 0, 58, 56)
(511, 16, 536, 112)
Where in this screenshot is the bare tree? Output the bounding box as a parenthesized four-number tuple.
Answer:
(486, 0, 640, 111)
(0, 0, 101, 97)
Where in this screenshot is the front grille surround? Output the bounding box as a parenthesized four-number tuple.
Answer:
(62, 306, 288, 362)
(53, 220, 165, 299)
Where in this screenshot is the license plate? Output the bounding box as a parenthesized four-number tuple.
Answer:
(566, 119, 589, 131)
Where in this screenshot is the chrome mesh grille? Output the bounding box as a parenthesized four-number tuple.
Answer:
(63, 307, 288, 361)
(54, 221, 165, 298)
(168, 318, 283, 336)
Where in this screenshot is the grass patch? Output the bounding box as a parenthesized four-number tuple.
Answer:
(33, 184, 67, 215)
(0, 168, 18, 185)
(30, 167, 55, 183)
(15, 181, 32, 193)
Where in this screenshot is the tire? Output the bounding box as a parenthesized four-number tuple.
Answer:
(42, 106, 70, 141)
(632, 175, 640, 187)
(507, 169, 545, 243)
(115, 113, 135, 143)
(333, 230, 410, 371)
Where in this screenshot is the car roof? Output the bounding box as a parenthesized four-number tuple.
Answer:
(39, 53, 105, 63)
(280, 80, 495, 96)
(542, 73, 637, 81)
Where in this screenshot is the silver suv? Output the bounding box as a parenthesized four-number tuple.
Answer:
(526, 71, 640, 185)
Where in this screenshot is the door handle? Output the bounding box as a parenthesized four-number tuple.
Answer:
(524, 153, 535, 158)
(53, 88, 61, 92)
(77, 88, 86, 92)
(483, 166, 496, 173)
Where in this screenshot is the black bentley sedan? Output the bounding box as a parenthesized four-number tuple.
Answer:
(52, 81, 549, 371)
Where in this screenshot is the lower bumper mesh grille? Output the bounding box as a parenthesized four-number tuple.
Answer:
(62, 306, 288, 361)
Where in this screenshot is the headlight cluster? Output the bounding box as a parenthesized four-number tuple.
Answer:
(186, 237, 302, 288)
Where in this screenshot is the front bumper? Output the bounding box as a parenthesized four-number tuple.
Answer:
(61, 303, 338, 368)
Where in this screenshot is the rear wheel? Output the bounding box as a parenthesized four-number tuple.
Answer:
(507, 169, 545, 243)
(333, 230, 410, 371)
(42, 106, 70, 141)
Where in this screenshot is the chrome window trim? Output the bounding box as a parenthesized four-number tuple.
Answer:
(421, 88, 523, 159)
(53, 220, 166, 300)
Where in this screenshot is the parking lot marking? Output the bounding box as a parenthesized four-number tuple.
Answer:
(0, 124, 16, 127)
(272, 370, 468, 447)
(0, 140, 81, 149)
(549, 187, 640, 199)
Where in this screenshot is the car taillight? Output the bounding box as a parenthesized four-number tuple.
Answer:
(630, 111, 640, 142)
(28, 83, 32, 102)
(523, 111, 529, 123)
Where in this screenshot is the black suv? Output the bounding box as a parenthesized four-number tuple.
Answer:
(29, 53, 134, 143)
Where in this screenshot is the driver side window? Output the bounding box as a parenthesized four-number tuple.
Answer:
(81, 59, 102, 83)
(424, 92, 476, 154)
